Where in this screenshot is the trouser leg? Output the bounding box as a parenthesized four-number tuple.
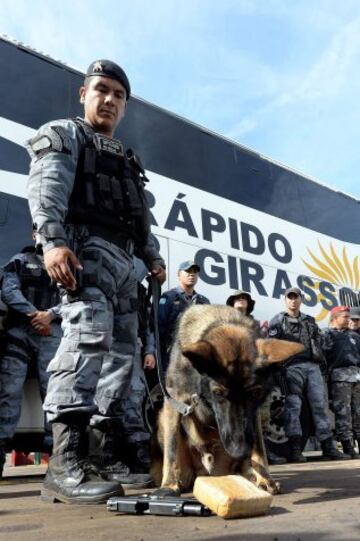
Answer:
(284, 365, 306, 438)
(351, 382, 360, 439)
(88, 296, 153, 488)
(43, 291, 113, 424)
(306, 364, 332, 442)
(36, 325, 63, 449)
(119, 342, 151, 471)
(0, 328, 29, 440)
(332, 381, 352, 441)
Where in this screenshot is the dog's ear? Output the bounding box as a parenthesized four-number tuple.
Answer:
(255, 338, 305, 366)
(182, 340, 224, 377)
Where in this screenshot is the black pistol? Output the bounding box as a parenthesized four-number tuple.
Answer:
(107, 494, 211, 517)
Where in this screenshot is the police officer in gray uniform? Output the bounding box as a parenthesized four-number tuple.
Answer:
(269, 287, 347, 462)
(27, 60, 166, 504)
(324, 306, 360, 458)
(0, 244, 62, 478)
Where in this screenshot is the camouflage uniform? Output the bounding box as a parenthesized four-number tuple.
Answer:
(27, 118, 164, 429)
(0, 248, 61, 444)
(269, 312, 332, 442)
(27, 114, 164, 496)
(324, 328, 360, 441)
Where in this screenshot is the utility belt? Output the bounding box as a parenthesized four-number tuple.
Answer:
(84, 224, 134, 255)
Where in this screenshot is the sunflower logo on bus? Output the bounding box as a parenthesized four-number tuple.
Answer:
(302, 241, 360, 322)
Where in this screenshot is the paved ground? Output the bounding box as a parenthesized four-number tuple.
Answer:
(1, 458, 360, 541)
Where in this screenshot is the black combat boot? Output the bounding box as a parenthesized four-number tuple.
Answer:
(341, 439, 359, 459)
(289, 436, 307, 463)
(41, 423, 124, 504)
(89, 427, 153, 489)
(321, 437, 350, 460)
(124, 440, 152, 474)
(265, 440, 287, 465)
(0, 439, 7, 478)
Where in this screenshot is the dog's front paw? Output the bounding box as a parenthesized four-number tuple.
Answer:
(258, 477, 281, 495)
(246, 467, 281, 495)
(152, 487, 181, 498)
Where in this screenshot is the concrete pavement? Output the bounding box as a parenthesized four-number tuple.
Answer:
(1, 458, 360, 541)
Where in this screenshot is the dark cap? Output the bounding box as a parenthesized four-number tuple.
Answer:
(226, 290, 255, 314)
(178, 260, 200, 272)
(330, 306, 350, 317)
(349, 307, 360, 320)
(284, 287, 302, 298)
(86, 59, 131, 100)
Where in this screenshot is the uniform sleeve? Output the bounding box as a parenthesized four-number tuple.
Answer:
(1, 256, 37, 315)
(26, 120, 82, 253)
(48, 302, 62, 322)
(134, 233, 165, 270)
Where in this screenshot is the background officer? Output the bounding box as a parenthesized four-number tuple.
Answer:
(349, 307, 360, 334)
(158, 260, 210, 369)
(269, 287, 347, 462)
(0, 243, 62, 478)
(324, 306, 360, 458)
(226, 289, 256, 317)
(27, 59, 166, 504)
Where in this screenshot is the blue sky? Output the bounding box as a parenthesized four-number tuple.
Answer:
(2, 0, 360, 198)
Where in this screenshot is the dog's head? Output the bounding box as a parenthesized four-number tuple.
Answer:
(182, 324, 303, 460)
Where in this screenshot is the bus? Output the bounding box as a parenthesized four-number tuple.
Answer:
(0, 34, 359, 457)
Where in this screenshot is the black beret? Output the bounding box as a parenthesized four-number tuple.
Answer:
(86, 59, 131, 100)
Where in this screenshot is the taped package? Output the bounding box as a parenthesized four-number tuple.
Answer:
(193, 475, 273, 519)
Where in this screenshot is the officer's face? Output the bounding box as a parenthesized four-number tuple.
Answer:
(178, 267, 199, 288)
(80, 76, 127, 136)
(349, 319, 360, 331)
(285, 293, 302, 312)
(335, 312, 350, 329)
(233, 296, 248, 312)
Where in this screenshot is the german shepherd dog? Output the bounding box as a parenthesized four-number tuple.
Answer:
(151, 305, 303, 496)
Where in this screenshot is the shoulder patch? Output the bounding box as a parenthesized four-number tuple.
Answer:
(30, 124, 72, 158)
(159, 298, 167, 305)
(268, 328, 278, 337)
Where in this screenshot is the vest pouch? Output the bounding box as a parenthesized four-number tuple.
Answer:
(123, 172, 151, 244)
(110, 176, 125, 212)
(77, 249, 102, 289)
(97, 174, 116, 212)
(123, 175, 144, 217)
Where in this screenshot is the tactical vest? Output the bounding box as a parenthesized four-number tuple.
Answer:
(19, 252, 59, 311)
(279, 314, 314, 364)
(327, 329, 360, 369)
(66, 119, 150, 246)
(6, 251, 59, 327)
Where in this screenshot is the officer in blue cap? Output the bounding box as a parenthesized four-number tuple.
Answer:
(158, 260, 210, 370)
(26, 59, 166, 504)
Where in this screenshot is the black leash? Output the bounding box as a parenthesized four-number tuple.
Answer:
(149, 275, 196, 416)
